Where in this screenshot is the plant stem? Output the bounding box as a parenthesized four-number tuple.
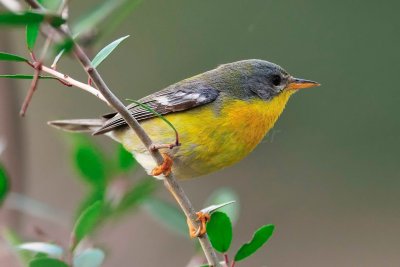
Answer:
(224, 254, 229, 266)
(40, 65, 109, 103)
(19, 64, 41, 116)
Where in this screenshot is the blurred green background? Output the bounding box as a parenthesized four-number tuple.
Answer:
(1, 0, 400, 266)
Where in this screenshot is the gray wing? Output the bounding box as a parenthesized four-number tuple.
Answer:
(93, 83, 219, 135)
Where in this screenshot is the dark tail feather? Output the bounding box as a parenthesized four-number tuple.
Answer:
(48, 119, 104, 133)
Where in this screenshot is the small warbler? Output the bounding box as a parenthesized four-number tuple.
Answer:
(50, 59, 319, 180)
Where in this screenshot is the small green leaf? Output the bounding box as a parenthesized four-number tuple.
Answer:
(143, 197, 187, 237)
(0, 52, 28, 62)
(73, 248, 105, 267)
(234, 224, 275, 262)
(72, 201, 103, 250)
(205, 188, 239, 224)
(72, 136, 107, 188)
(0, 163, 9, 203)
(91, 35, 129, 68)
(0, 74, 56, 79)
(113, 178, 157, 216)
(201, 201, 235, 215)
(0, 11, 65, 27)
(17, 242, 63, 258)
(52, 49, 65, 66)
(0, 12, 43, 25)
(26, 23, 40, 51)
(29, 258, 68, 267)
(206, 212, 232, 253)
(116, 144, 136, 172)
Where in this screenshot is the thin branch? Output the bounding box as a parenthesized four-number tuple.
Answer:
(224, 254, 229, 266)
(40, 65, 109, 104)
(23, 0, 221, 265)
(20, 63, 41, 116)
(39, 33, 54, 61)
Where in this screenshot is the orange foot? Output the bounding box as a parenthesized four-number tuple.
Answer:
(187, 211, 211, 238)
(151, 153, 173, 176)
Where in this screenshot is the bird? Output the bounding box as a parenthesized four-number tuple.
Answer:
(49, 59, 319, 236)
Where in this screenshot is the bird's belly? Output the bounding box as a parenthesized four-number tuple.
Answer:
(112, 97, 290, 179)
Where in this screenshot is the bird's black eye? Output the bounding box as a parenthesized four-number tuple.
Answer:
(271, 75, 281, 86)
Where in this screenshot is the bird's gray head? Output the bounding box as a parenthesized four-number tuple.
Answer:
(213, 59, 319, 101)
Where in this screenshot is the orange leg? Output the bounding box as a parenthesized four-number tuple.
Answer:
(187, 211, 211, 238)
(151, 153, 173, 176)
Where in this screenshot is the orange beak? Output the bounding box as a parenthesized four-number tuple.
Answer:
(286, 77, 320, 90)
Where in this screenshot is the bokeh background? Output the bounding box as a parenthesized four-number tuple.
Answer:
(1, 0, 400, 266)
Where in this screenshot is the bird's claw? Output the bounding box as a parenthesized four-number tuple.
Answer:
(151, 153, 173, 176)
(188, 211, 211, 238)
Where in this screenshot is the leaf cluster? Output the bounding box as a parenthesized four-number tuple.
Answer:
(204, 212, 275, 266)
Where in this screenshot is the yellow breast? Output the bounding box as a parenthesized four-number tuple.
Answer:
(114, 90, 294, 179)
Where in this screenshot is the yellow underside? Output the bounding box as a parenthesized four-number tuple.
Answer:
(114, 90, 294, 179)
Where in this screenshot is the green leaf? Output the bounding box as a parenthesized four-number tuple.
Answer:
(0, 163, 9, 203)
(72, 201, 103, 250)
(91, 35, 129, 68)
(0, 74, 56, 79)
(205, 188, 239, 224)
(26, 23, 40, 51)
(116, 144, 136, 172)
(143, 197, 187, 237)
(113, 178, 157, 216)
(17, 242, 63, 258)
(73, 248, 105, 267)
(234, 224, 275, 262)
(0, 11, 65, 27)
(72, 136, 107, 188)
(0, 52, 28, 62)
(206, 212, 232, 253)
(52, 49, 65, 66)
(201, 201, 235, 215)
(29, 258, 68, 267)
